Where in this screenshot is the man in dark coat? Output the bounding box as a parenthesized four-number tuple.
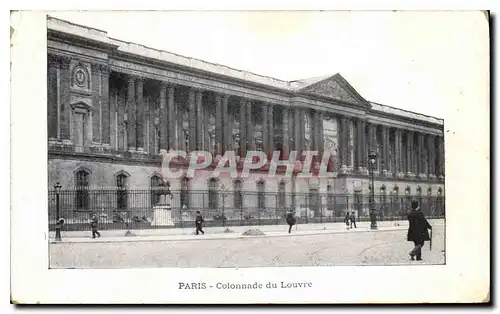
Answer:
(350, 211, 357, 229)
(407, 200, 432, 261)
(195, 211, 205, 235)
(90, 213, 101, 239)
(285, 210, 296, 234)
(344, 212, 351, 229)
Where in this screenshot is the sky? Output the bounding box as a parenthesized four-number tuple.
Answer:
(42, 10, 488, 119)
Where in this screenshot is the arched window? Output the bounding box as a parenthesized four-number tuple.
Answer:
(257, 180, 265, 210)
(116, 173, 128, 210)
(180, 177, 190, 209)
(75, 169, 90, 210)
(278, 181, 286, 209)
(309, 187, 320, 216)
(393, 185, 399, 196)
(233, 179, 243, 210)
(150, 175, 162, 206)
(208, 178, 219, 210)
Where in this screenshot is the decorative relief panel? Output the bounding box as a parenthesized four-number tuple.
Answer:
(303, 79, 359, 104)
(70, 60, 92, 95)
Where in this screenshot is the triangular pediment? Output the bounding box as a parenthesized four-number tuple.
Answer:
(296, 73, 368, 105)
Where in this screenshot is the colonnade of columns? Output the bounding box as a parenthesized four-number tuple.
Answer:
(47, 56, 445, 180)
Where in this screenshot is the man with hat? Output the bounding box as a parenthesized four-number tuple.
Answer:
(195, 210, 205, 235)
(285, 209, 296, 234)
(407, 200, 432, 261)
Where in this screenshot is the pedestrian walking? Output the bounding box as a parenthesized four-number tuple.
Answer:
(195, 211, 205, 235)
(285, 210, 296, 233)
(407, 200, 432, 261)
(350, 211, 357, 229)
(90, 213, 101, 239)
(344, 212, 351, 230)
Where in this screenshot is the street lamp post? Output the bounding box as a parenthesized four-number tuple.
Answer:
(54, 182, 62, 241)
(368, 151, 378, 230)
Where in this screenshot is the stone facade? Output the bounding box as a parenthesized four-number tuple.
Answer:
(47, 17, 445, 213)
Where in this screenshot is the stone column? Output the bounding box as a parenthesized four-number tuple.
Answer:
(437, 136, 445, 180)
(126, 76, 136, 151)
(339, 116, 349, 172)
(427, 134, 436, 179)
(422, 133, 429, 178)
(188, 88, 196, 152)
(177, 98, 185, 151)
(261, 104, 269, 156)
(59, 56, 71, 142)
(288, 108, 294, 152)
(91, 64, 101, 144)
(359, 119, 367, 172)
(147, 96, 155, 155)
(268, 104, 274, 156)
(47, 55, 59, 140)
(215, 93, 223, 156)
(294, 108, 302, 159)
(355, 118, 363, 172)
(167, 84, 176, 150)
(204, 101, 211, 154)
(100, 65, 110, 146)
(317, 111, 324, 157)
(239, 98, 247, 158)
(418, 133, 427, 179)
(309, 110, 316, 152)
(135, 77, 145, 152)
(301, 109, 307, 153)
(347, 119, 354, 170)
(246, 100, 255, 151)
(159, 82, 167, 153)
(222, 94, 230, 152)
(368, 123, 378, 171)
(109, 90, 117, 151)
(394, 129, 404, 178)
(413, 134, 419, 175)
(381, 125, 390, 176)
(406, 130, 413, 177)
(196, 89, 203, 151)
(282, 107, 289, 159)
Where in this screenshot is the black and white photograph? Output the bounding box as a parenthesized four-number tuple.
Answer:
(9, 8, 490, 304)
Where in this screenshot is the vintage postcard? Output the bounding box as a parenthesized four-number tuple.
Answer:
(10, 9, 490, 304)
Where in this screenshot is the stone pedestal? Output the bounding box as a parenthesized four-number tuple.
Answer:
(151, 195, 174, 226)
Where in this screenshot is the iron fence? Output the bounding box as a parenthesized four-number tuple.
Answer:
(48, 188, 445, 231)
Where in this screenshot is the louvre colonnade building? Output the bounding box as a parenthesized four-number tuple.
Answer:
(47, 17, 445, 214)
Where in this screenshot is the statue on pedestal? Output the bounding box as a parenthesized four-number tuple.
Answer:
(151, 179, 175, 226)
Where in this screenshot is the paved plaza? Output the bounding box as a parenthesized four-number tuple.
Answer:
(49, 222, 445, 268)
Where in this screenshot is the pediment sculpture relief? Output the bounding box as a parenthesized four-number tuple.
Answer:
(303, 79, 359, 104)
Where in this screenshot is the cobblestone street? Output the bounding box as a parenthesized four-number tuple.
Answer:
(50, 224, 445, 268)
